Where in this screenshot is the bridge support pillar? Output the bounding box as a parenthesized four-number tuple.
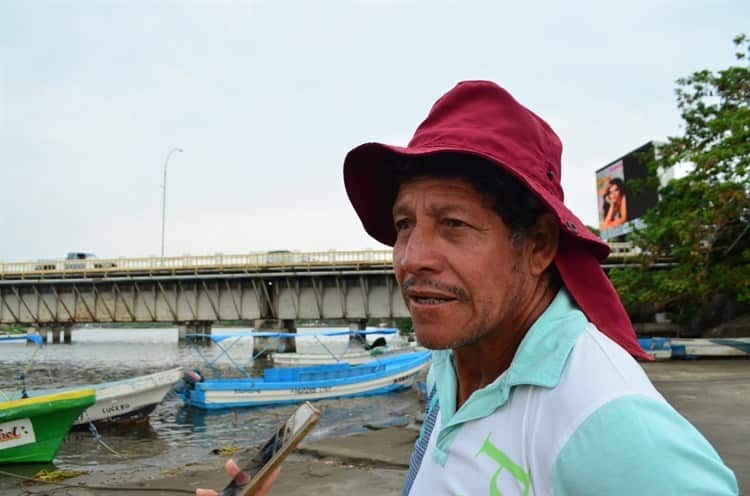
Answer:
(178, 321, 213, 344)
(35, 325, 70, 345)
(253, 319, 296, 358)
(349, 319, 368, 347)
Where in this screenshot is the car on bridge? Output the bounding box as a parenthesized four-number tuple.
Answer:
(33, 253, 117, 271)
(64, 252, 117, 270)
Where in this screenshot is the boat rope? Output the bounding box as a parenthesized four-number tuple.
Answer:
(45, 362, 56, 386)
(18, 344, 43, 398)
(0, 467, 194, 493)
(252, 347, 269, 361)
(313, 335, 342, 363)
(86, 416, 122, 456)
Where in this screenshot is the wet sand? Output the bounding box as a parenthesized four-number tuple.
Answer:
(17, 426, 417, 495)
(17, 359, 750, 495)
(137, 427, 417, 496)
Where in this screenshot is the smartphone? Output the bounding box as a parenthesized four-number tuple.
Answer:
(220, 402, 321, 496)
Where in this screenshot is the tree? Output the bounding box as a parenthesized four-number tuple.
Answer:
(609, 35, 750, 331)
(395, 317, 413, 336)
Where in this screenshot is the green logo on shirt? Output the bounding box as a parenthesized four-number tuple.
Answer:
(476, 434, 532, 496)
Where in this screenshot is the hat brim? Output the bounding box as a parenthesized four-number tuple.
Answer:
(344, 142, 610, 261)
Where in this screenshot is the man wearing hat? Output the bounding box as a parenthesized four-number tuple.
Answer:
(342, 81, 738, 495)
(197, 81, 738, 495)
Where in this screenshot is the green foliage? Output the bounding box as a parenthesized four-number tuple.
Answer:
(395, 318, 413, 336)
(610, 35, 750, 327)
(0, 324, 25, 334)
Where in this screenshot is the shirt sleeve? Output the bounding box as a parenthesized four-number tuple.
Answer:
(552, 394, 738, 496)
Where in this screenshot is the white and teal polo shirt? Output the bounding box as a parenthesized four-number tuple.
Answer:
(403, 289, 738, 495)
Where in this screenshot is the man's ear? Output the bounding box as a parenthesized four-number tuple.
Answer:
(526, 213, 559, 277)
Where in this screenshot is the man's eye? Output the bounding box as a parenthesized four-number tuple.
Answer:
(442, 218, 467, 228)
(395, 219, 412, 231)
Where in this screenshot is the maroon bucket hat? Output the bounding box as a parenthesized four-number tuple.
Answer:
(344, 80, 650, 360)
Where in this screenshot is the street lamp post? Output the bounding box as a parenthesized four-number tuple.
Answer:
(161, 147, 183, 258)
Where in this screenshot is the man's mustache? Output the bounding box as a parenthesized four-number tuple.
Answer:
(401, 276, 469, 301)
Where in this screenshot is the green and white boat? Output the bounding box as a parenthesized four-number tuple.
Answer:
(0, 388, 95, 463)
(1, 334, 96, 463)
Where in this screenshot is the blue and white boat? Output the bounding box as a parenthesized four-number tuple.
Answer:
(180, 351, 430, 410)
(177, 331, 431, 410)
(637, 337, 750, 359)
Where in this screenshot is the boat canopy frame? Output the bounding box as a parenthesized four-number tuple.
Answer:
(184, 329, 400, 378)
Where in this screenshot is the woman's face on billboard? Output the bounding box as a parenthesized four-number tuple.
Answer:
(608, 183, 622, 202)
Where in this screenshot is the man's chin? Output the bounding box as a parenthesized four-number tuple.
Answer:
(414, 325, 483, 350)
(414, 331, 460, 350)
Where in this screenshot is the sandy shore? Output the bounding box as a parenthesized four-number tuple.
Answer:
(17, 426, 417, 495)
(144, 427, 417, 496)
(15, 359, 750, 495)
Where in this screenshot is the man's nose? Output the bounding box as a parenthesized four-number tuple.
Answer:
(396, 223, 442, 274)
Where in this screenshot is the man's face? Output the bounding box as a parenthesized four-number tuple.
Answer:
(392, 176, 528, 350)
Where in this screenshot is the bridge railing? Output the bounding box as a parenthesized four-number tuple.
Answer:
(0, 250, 396, 277)
(0, 243, 640, 277)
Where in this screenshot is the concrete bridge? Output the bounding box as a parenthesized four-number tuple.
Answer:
(0, 245, 639, 344)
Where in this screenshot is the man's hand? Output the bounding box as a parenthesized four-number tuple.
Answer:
(195, 458, 281, 496)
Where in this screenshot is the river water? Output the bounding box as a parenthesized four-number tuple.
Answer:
(0, 327, 423, 492)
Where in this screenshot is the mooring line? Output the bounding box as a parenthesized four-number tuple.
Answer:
(0, 468, 195, 494)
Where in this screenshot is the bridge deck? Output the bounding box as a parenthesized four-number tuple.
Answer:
(0, 244, 640, 281)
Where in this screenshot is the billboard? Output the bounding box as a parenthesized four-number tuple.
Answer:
(596, 142, 659, 240)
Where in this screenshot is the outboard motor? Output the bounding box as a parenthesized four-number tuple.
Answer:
(183, 370, 203, 384)
(176, 369, 204, 401)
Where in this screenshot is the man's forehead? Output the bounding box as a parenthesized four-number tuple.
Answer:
(392, 176, 489, 213)
(395, 176, 481, 197)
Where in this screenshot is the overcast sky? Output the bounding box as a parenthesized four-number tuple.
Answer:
(1, 1, 747, 262)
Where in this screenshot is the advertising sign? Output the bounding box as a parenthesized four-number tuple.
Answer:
(596, 142, 659, 240)
(0, 418, 36, 450)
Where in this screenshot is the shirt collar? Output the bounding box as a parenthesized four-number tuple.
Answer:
(431, 287, 589, 425)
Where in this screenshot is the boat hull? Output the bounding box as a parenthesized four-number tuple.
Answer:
(73, 367, 182, 426)
(637, 337, 750, 359)
(0, 390, 95, 463)
(181, 352, 431, 410)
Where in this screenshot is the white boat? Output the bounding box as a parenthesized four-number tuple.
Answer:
(270, 341, 423, 366)
(1, 335, 182, 426)
(71, 367, 182, 426)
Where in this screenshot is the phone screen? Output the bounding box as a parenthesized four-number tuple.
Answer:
(220, 402, 320, 496)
